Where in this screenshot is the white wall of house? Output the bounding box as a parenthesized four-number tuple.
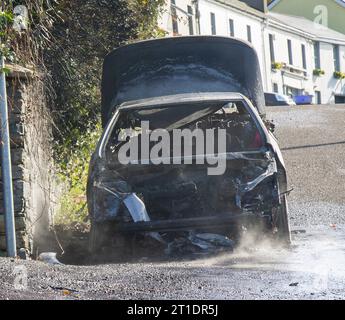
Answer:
(158, 0, 345, 105)
(314, 41, 345, 104)
(263, 25, 315, 97)
(159, 0, 196, 36)
(198, 0, 267, 89)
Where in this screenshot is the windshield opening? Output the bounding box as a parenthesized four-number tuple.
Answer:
(105, 100, 264, 161)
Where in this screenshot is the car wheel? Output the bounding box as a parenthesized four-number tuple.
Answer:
(275, 194, 291, 244)
(89, 222, 131, 261)
(89, 222, 108, 255)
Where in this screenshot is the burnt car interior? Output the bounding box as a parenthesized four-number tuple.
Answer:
(88, 99, 287, 256)
(106, 101, 263, 156)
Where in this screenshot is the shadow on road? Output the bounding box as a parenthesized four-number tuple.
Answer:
(282, 140, 345, 151)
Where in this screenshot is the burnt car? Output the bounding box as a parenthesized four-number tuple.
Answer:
(87, 36, 291, 255)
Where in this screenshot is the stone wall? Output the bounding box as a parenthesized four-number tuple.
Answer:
(0, 65, 55, 255)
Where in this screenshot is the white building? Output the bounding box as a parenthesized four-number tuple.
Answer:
(159, 0, 345, 104)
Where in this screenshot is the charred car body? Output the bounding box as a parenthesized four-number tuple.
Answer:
(87, 36, 290, 255)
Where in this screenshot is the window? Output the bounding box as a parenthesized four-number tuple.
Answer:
(187, 5, 194, 35)
(333, 44, 340, 71)
(301, 44, 307, 76)
(247, 25, 252, 43)
(273, 83, 279, 93)
(287, 39, 293, 65)
(229, 19, 234, 37)
(210, 12, 216, 35)
(301, 44, 307, 69)
(335, 95, 345, 104)
(314, 42, 321, 69)
(315, 91, 321, 104)
(269, 34, 275, 63)
(171, 0, 179, 35)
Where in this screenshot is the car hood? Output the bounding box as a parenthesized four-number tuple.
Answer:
(101, 36, 266, 126)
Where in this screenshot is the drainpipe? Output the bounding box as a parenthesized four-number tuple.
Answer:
(0, 54, 17, 257)
(261, 17, 270, 92)
(281, 70, 286, 94)
(192, 0, 201, 35)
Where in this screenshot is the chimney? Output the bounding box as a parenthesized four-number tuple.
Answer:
(238, 0, 268, 13)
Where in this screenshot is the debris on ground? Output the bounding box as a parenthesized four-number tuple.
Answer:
(289, 282, 299, 287)
(49, 286, 79, 297)
(18, 248, 28, 260)
(290, 229, 306, 234)
(192, 233, 235, 248)
(38, 252, 64, 265)
(124, 193, 150, 222)
(164, 232, 234, 257)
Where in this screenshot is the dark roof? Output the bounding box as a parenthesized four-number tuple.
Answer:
(269, 12, 345, 43)
(215, 0, 266, 17)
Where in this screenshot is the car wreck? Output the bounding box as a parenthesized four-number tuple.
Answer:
(87, 36, 290, 256)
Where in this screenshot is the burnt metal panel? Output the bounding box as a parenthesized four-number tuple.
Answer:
(101, 36, 265, 126)
(115, 214, 266, 233)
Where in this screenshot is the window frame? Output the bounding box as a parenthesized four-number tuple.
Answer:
(314, 42, 321, 69)
(210, 12, 216, 35)
(246, 25, 252, 43)
(229, 18, 234, 37)
(333, 44, 340, 71)
(187, 5, 194, 36)
(269, 34, 275, 63)
(171, 0, 179, 35)
(287, 39, 293, 65)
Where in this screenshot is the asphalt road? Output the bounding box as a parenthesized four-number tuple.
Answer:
(1, 104, 345, 300)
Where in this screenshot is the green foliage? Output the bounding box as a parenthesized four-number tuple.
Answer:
(0, 8, 15, 59)
(2, 0, 165, 226)
(334, 71, 345, 79)
(133, 0, 167, 39)
(271, 62, 284, 70)
(313, 68, 325, 77)
(0, 67, 11, 74)
(48, 1, 164, 225)
(0, 10, 14, 33)
(55, 123, 102, 225)
(47, 0, 165, 144)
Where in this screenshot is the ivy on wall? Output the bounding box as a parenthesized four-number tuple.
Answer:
(1, 0, 166, 225)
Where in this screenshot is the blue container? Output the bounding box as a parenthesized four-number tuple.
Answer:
(293, 95, 314, 105)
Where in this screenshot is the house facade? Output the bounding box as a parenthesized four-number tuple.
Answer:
(159, 0, 345, 104)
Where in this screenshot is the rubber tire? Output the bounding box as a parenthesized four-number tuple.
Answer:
(88, 222, 108, 255)
(275, 194, 291, 244)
